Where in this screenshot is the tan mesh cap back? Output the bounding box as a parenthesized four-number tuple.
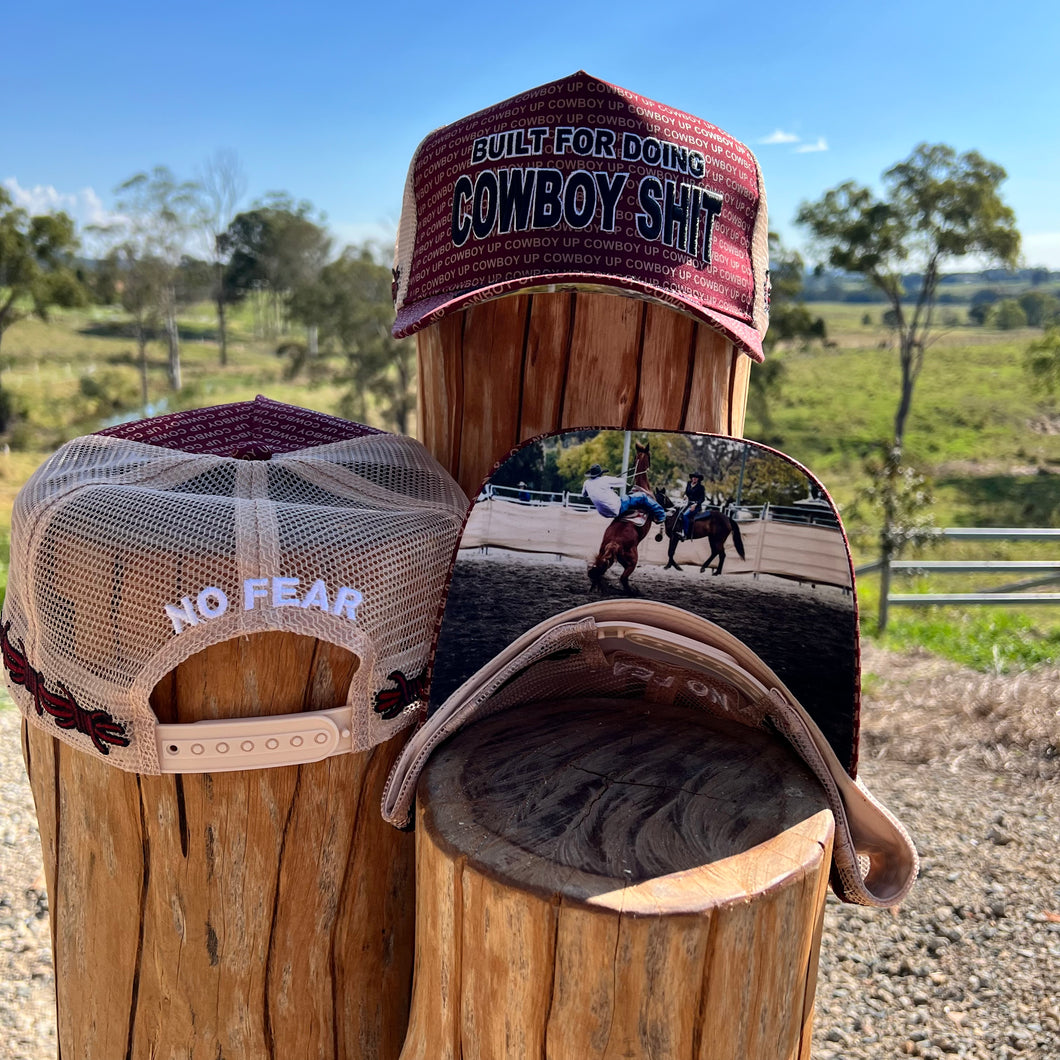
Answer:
(2, 398, 467, 774)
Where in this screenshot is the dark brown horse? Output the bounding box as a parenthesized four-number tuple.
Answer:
(587, 442, 654, 595)
(654, 493, 746, 574)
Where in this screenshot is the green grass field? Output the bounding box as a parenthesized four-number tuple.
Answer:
(2, 300, 1058, 672)
(744, 307, 1060, 669)
(2, 301, 350, 448)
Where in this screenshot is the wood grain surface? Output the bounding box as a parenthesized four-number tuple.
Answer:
(400, 698, 835, 1060)
(416, 291, 750, 495)
(23, 632, 415, 1060)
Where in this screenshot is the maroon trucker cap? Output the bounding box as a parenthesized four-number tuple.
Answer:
(392, 71, 771, 361)
(97, 395, 381, 456)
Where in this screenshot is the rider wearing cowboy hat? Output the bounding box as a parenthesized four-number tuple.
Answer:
(680, 471, 707, 539)
(582, 464, 666, 523)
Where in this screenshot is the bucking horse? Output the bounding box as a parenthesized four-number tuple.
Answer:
(587, 442, 655, 595)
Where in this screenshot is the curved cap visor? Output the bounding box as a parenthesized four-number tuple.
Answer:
(392, 71, 769, 361)
(426, 429, 861, 769)
(382, 600, 918, 908)
(393, 277, 766, 362)
(380, 429, 919, 905)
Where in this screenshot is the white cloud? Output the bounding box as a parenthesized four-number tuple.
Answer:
(794, 138, 829, 154)
(3, 177, 130, 255)
(3, 177, 120, 229)
(760, 129, 800, 145)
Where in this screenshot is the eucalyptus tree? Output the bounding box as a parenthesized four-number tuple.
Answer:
(108, 167, 201, 390)
(196, 150, 247, 365)
(220, 194, 331, 339)
(797, 143, 1020, 629)
(105, 244, 167, 410)
(0, 187, 85, 429)
(288, 246, 413, 433)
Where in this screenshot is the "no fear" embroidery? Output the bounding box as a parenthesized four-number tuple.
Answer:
(165, 577, 364, 635)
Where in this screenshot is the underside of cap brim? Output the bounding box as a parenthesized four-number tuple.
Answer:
(392, 277, 765, 363)
(382, 599, 917, 907)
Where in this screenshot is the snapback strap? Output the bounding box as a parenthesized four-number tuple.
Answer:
(157, 706, 355, 773)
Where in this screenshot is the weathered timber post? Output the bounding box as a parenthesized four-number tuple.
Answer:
(386, 76, 918, 1060)
(5, 398, 467, 1059)
(402, 701, 835, 1060)
(22, 636, 414, 1060)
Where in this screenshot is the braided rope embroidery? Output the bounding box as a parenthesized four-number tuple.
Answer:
(373, 669, 430, 720)
(1, 621, 130, 755)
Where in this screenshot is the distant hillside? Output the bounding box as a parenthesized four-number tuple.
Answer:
(803, 267, 1059, 305)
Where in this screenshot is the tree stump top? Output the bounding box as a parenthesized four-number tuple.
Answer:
(420, 697, 833, 916)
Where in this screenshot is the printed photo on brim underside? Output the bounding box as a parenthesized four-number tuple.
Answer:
(431, 429, 858, 766)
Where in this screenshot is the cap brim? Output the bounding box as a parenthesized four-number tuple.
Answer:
(382, 428, 921, 906)
(384, 598, 918, 906)
(393, 277, 765, 363)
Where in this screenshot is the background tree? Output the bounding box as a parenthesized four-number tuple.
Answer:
(196, 150, 247, 366)
(748, 233, 827, 439)
(846, 444, 938, 626)
(80, 254, 121, 306)
(175, 255, 215, 306)
(968, 288, 1001, 325)
(221, 194, 330, 339)
(0, 188, 85, 429)
(991, 299, 1028, 330)
(288, 246, 414, 433)
(1018, 289, 1060, 329)
(764, 233, 827, 351)
(109, 167, 201, 390)
(104, 244, 167, 411)
(797, 143, 1020, 630)
(1026, 327, 1060, 399)
(554, 432, 696, 496)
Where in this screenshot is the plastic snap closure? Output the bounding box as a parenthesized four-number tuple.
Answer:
(266, 738, 279, 750)
(216, 742, 229, 754)
(191, 743, 205, 756)
(291, 735, 304, 747)
(241, 740, 254, 752)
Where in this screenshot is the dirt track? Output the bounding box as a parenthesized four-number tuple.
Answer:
(432, 550, 860, 766)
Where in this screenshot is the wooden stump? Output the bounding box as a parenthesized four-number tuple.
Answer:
(416, 292, 750, 496)
(23, 632, 414, 1060)
(399, 699, 835, 1060)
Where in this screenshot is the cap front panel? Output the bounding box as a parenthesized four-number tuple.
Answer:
(398, 72, 762, 339)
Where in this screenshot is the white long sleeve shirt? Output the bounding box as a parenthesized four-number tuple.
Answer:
(582, 475, 625, 517)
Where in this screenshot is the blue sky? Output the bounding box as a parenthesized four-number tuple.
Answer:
(5, 0, 1059, 267)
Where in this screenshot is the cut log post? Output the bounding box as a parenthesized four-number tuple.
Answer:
(23, 631, 414, 1060)
(415, 292, 750, 497)
(399, 699, 834, 1060)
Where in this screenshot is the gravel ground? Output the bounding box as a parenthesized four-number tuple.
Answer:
(1, 645, 1058, 1060)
